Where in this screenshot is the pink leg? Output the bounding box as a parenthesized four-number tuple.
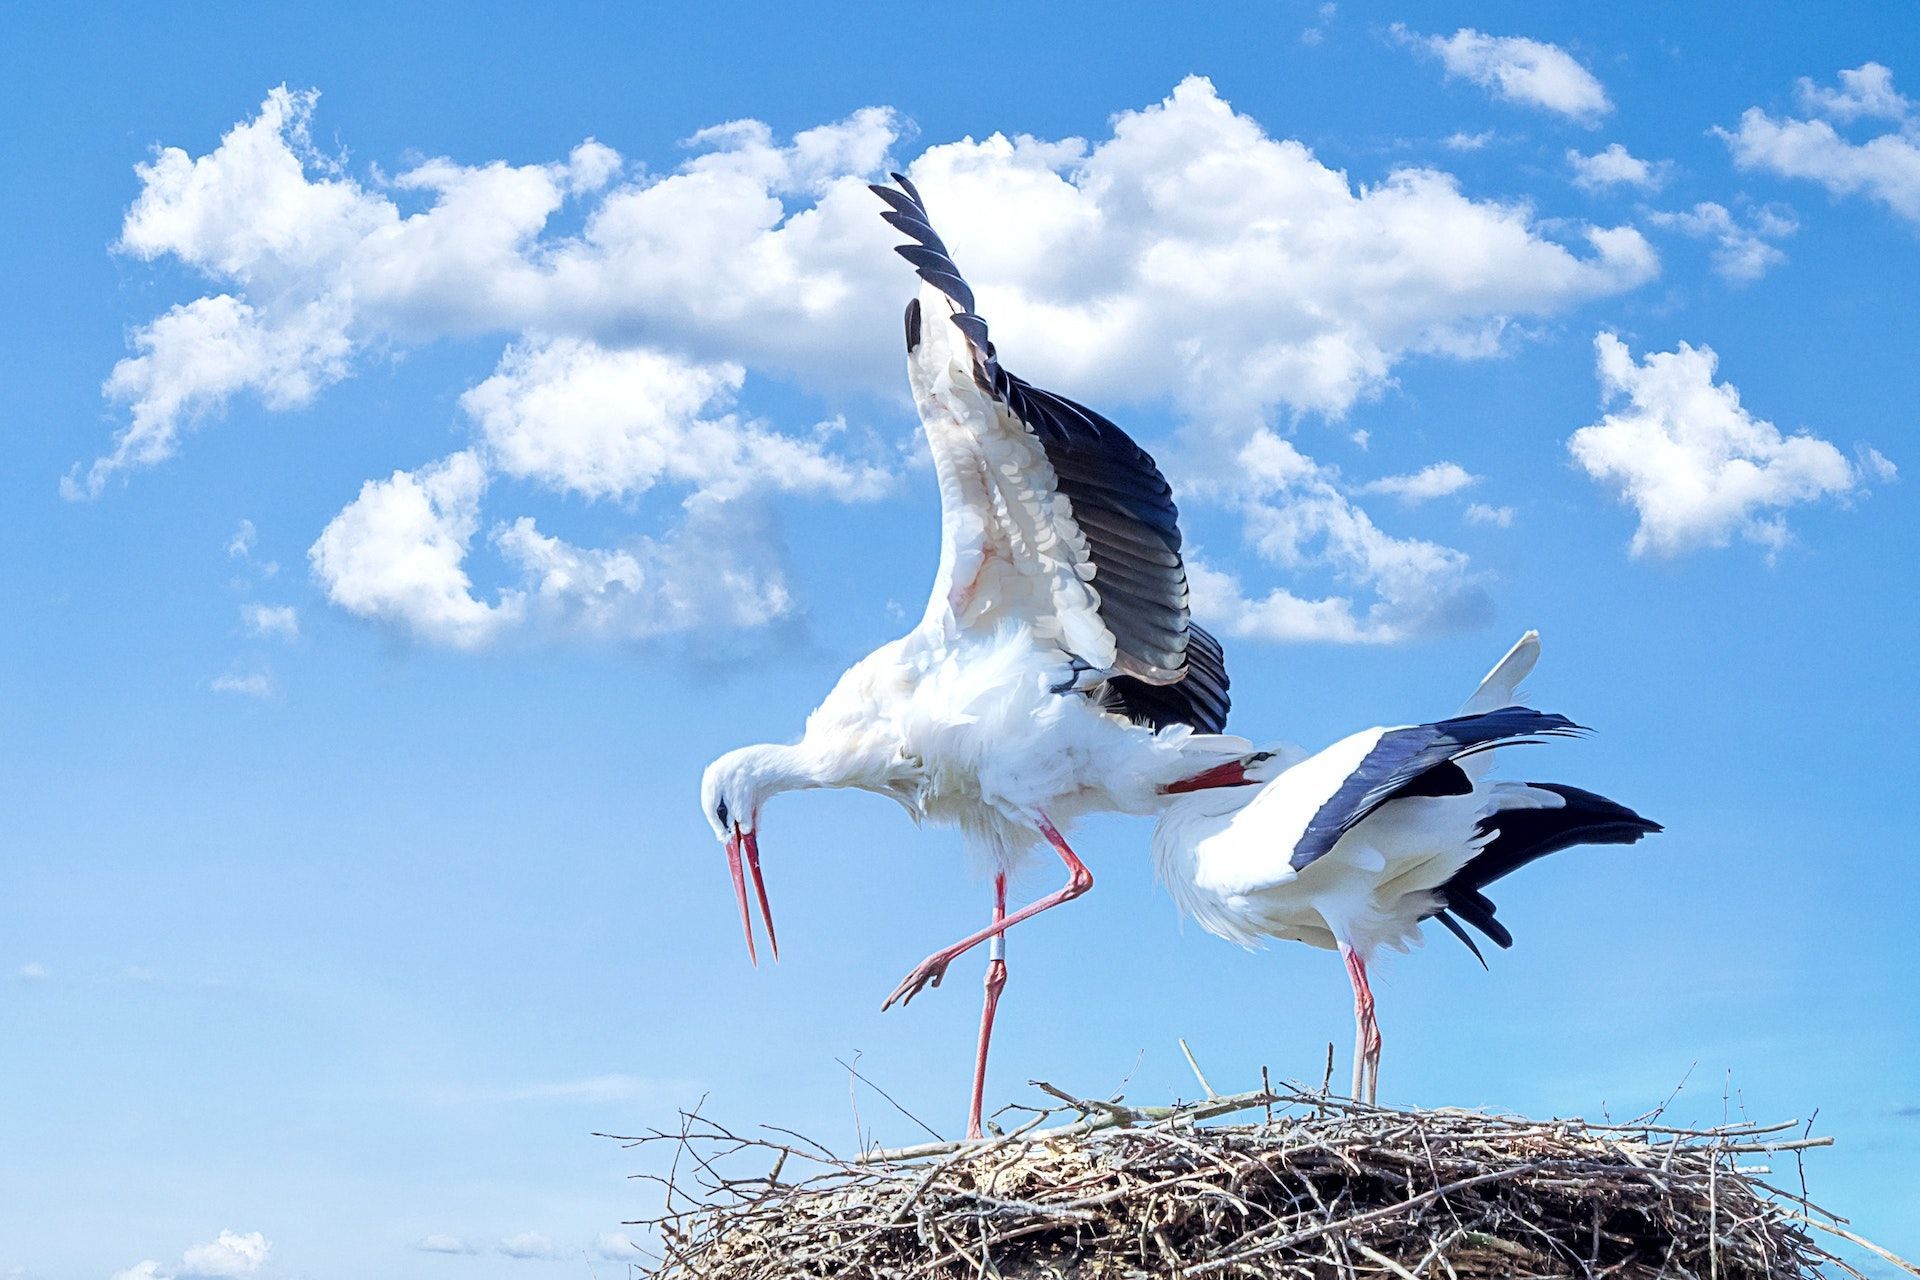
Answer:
(966, 873, 1009, 1141)
(1339, 942, 1383, 1103)
(882, 813, 1092, 1011)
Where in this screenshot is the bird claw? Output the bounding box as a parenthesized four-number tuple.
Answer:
(882, 954, 951, 1010)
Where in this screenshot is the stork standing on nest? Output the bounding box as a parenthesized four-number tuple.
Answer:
(1152, 632, 1661, 1102)
(701, 174, 1260, 1138)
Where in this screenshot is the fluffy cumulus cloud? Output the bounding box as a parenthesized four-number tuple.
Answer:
(1185, 433, 1490, 644)
(1569, 333, 1890, 556)
(1647, 202, 1797, 283)
(1718, 63, 1920, 225)
(308, 451, 794, 647)
(1568, 143, 1669, 193)
(93, 78, 1661, 647)
(462, 338, 888, 503)
(1403, 27, 1612, 124)
(113, 1231, 269, 1280)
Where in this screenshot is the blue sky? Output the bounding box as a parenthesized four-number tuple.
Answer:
(3, 2, 1917, 1276)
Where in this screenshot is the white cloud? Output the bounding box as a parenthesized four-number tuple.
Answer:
(17, 962, 48, 980)
(240, 603, 299, 639)
(1568, 143, 1669, 193)
(1464, 502, 1515, 527)
(1300, 2, 1335, 46)
(90, 78, 1655, 485)
(1569, 333, 1887, 556)
(1443, 130, 1494, 152)
(1183, 432, 1489, 643)
(498, 1232, 564, 1261)
(1356, 460, 1479, 503)
(226, 518, 279, 577)
(114, 1231, 270, 1280)
(309, 452, 794, 647)
(307, 451, 513, 648)
(211, 668, 275, 699)
(463, 338, 888, 503)
(1648, 202, 1797, 283)
(95, 78, 1665, 649)
(71, 293, 351, 498)
(1405, 27, 1612, 124)
(593, 1233, 638, 1261)
(413, 1235, 478, 1255)
(1796, 62, 1912, 123)
(1719, 64, 1920, 225)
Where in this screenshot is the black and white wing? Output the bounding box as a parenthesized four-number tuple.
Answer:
(872, 174, 1217, 721)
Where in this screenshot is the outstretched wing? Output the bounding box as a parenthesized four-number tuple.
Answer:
(872, 173, 1195, 686)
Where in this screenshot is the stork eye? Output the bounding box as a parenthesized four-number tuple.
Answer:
(716, 800, 730, 829)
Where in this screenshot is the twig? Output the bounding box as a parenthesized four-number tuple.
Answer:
(1180, 1038, 1219, 1099)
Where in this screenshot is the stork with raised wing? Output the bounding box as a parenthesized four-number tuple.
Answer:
(701, 174, 1258, 1137)
(1152, 632, 1660, 1103)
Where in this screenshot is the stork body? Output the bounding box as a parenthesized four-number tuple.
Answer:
(1152, 633, 1660, 1101)
(702, 175, 1251, 1138)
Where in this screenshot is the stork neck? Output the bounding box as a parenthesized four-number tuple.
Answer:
(734, 740, 845, 796)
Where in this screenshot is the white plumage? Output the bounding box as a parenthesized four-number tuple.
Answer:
(701, 174, 1251, 1137)
(1152, 632, 1660, 1102)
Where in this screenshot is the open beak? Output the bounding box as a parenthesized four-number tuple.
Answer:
(725, 822, 779, 966)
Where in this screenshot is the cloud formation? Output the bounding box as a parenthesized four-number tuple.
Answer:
(308, 452, 795, 647)
(1568, 143, 1669, 193)
(94, 78, 1658, 647)
(1718, 63, 1920, 226)
(1568, 333, 1890, 556)
(1647, 202, 1797, 283)
(412, 1235, 477, 1255)
(113, 1231, 270, 1280)
(1186, 433, 1490, 644)
(211, 668, 276, 699)
(463, 338, 889, 504)
(240, 603, 299, 639)
(1404, 27, 1612, 124)
(1356, 461, 1480, 503)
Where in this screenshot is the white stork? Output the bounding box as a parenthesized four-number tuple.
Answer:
(701, 173, 1257, 1137)
(1152, 632, 1660, 1102)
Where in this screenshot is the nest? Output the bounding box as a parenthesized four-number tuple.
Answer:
(608, 1081, 1912, 1279)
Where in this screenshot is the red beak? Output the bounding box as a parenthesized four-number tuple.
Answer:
(725, 823, 778, 966)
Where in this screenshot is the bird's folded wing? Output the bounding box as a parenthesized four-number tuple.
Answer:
(872, 172, 1195, 687)
(1287, 708, 1585, 874)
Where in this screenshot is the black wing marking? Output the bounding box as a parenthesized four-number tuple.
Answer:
(1431, 783, 1662, 954)
(1105, 623, 1231, 734)
(870, 172, 1193, 683)
(1290, 707, 1586, 873)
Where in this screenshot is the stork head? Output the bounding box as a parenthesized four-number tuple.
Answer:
(700, 745, 792, 966)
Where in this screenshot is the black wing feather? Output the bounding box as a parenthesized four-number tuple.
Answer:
(1428, 783, 1661, 954)
(869, 173, 1195, 684)
(1105, 623, 1233, 735)
(1291, 707, 1586, 873)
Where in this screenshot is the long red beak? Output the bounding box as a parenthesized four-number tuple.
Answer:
(725, 823, 778, 966)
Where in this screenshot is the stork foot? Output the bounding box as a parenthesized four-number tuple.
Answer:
(882, 953, 954, 1010)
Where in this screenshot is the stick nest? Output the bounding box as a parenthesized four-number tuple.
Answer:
(609, 1082, 1900, 1279)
